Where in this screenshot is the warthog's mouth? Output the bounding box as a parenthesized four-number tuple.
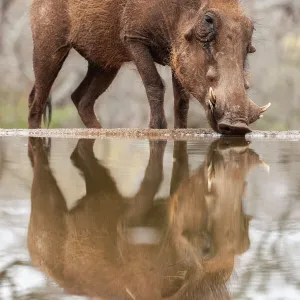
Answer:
(205, 88, 251, 136)
(207, 109, 251, 136)
(217, 121, 251, 135)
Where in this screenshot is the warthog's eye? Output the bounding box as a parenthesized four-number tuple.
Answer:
(204, 15, 214, 25)
(198, 13, 216, 44)
(185, 12, 216, 43)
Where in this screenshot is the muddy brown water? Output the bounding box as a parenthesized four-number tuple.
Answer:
(1, 133, 300, 299)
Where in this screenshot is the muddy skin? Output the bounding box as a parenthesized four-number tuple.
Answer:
(27, 137, 266, 299)
(28, 0, 270, 134)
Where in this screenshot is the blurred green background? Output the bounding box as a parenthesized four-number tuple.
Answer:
(0, 0, 300, 130)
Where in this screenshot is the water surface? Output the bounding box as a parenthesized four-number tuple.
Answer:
(1, 136, 300, 300)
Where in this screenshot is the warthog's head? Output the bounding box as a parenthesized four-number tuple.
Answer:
(172, 0, 271, 135)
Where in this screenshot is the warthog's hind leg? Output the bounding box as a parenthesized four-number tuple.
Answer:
(71, 64, 119, 128)
(28, 45, 70, 129)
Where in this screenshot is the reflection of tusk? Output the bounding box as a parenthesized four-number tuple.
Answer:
(260, 161, 270, 174)
(208, 178, 212, 192)
(209, 87, 216, 105)
(207, 162, 214, 192)
(168, 196, 178, 226)
(260, 103, 271, 113)
(126, 288, 136, 300)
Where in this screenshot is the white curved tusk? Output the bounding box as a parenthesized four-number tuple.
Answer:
(208, 99, 214, 112)
(260, 103, 271, 113)
(260, 161, 270, 174)
(207, 162, 214, 192)
(209, 87, 216, 105)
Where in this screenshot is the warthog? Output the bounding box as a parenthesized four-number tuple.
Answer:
(28, 0, 270, 134)
(27, 137, 267, 299)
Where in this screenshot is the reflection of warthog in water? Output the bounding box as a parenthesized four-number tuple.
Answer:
(169, 139, 269, 279)
(28, 0, 271, 134)
(27, 137, 267, 299)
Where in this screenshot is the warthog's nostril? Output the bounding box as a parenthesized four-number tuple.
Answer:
(218, 122, 251, 136)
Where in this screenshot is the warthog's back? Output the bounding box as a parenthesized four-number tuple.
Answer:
(31, 0, 130, 68)
(68, 0, 129, 67)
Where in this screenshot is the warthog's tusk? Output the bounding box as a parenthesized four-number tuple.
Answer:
(260, 161, 270, 174)
(208, 87, 216, 112)
(260, 103, 271, 113)
(259, 115, 263, 119)
(209, 87, 217, 105)
(208, 99, 214, 112)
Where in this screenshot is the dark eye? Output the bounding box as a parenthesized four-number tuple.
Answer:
(198, 13, 216, 44)
(204, 15, 214, 25)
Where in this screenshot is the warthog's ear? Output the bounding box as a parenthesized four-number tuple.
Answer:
(184, 0, 210, 42)
(248, 44, 256, 53)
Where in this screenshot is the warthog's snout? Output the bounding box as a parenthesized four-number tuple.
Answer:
(218, 121, 251, 136)
(207, 87, 271, 136)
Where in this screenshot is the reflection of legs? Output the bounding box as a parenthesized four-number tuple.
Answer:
(28, 137, 52, 168)
(71, 64, 119, 128)
(170, 141, 189, 195)
(27, 137, 67, 279)
(28, 45, 70, 128)
(28, 137, 67, 215)
(70, 139, 119, 195)
(125, 140, 167, 225)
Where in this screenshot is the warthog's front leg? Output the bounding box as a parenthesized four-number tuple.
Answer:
(172, 73, 190, 129)
(124, 41, 167, 129)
